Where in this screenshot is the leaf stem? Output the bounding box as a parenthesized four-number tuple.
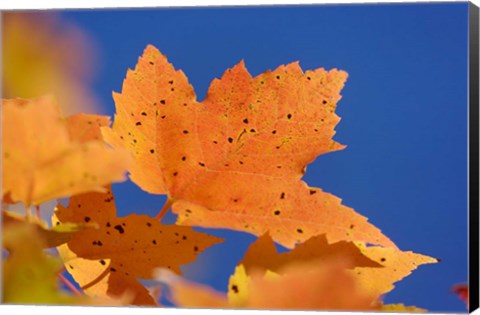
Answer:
(155, 197, 174, 220)
(81, 265, 110, 290)
(35, 205, 41, 218)
(58, 272, 83, 296)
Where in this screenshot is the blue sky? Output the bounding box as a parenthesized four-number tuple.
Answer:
(59, 3, 469, 311)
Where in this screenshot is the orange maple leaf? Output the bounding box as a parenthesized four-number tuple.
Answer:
(2, 96, 132, 206)
(240, 233, 381, 274)
(238, 233, 437, 303)
(54, 187, 222, 305)
(103, 45, 395, 248)
(164, 261, 378, 311)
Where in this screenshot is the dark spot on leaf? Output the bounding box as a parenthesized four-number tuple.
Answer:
(150, 149, 155, 154)
(136, 122, 142, 126)
(149, 61, 154, 65)
(152, 240, 157, 245)
(160, 100, 166, 105)
(114, 225, 125, 234)
(106, 222, 111, 227)
(181, 156, 186, 161)
(231, 285, 239, 293)
(243, 118, 249, 124)
(309, 190, 317, 195)
(110, 267, 116, 272)
(141, 112, 147, 116)
(380, 258, 386, 262)
(213, 140, 218, 144)
(193, 246, 199, 252)
(276, 75, 280, 79)
(146, 222, 152, 227)
(297, 228, 303, 234)
(280, 192, 285, 199)
(250, 129, 256, 133)
(100, 260, 106, 265)
(186, 209, 192, 213)
(307, 76, 311, 80)
(287, 113, 292, 119)
(322, 100, 327, 105)
(274, 210, 281, 216)
(182, 236, 187, 240)
(183, 130, 189, 134)
(272, 130, 277, 134)
(350, 224, 355, 229)
(69, 265, 74, 269)
(84, 216, 91, 223)
(228, 137, 233, 143)
(168, 80, 174, 84)
(161, 115, 166, 119)
(173, 172, 178, 176)
(198, 162, 205, 167)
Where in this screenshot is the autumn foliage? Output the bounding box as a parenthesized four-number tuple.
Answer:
(2, 44, 442, 310)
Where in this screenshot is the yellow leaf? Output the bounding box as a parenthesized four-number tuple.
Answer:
(381, 303, 426, 312)
(2, 96, 132, 205)
(103, 45, 395, 249)
(227, 265, 250, 307)
(3, 211, 84, 248)
(3, 223, 78, 304)
(2, 12, 100, 115)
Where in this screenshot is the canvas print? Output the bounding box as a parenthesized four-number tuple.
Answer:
(1, 2, 477, 313)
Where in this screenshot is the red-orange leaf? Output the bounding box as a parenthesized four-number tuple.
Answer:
(452, 283, 468, 308)
(103, 45, 395, 248)
(53, 187, 222, 305)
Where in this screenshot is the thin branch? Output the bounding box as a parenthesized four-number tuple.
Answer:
(155, 197, 174, 220)
(35, 205, 41, 218)
(58, 272, 83, 296)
